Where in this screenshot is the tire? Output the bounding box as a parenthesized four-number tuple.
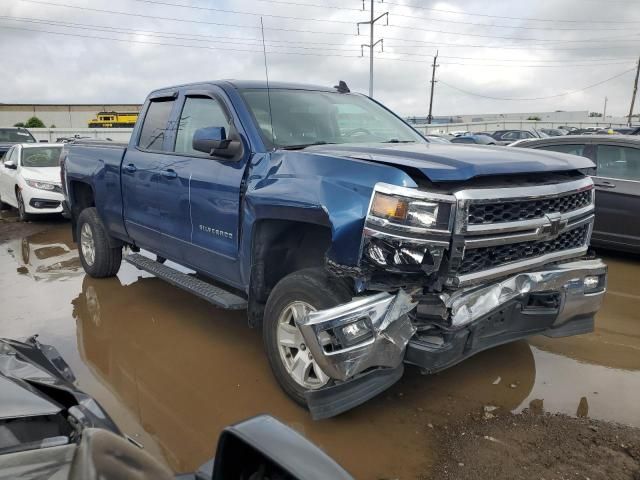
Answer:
(76, 207, 122, 278)
(16, 190, 31, 222)
(263, 268, 352, 406)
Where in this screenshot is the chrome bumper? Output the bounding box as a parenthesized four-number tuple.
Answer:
(296, 290, 417, 381)
(443, 257, 607, 329)
(299, 258, 606, 382)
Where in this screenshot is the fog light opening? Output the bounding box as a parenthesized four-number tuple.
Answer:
(583, 275, 601, 291)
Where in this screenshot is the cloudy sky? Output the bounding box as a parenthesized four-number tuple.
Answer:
(1, 0, 639, 117)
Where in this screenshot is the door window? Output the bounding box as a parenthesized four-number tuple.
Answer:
(137, 99, 176, 151)
(174, 97, 232, 155)
(536, 144, 587, 157)
(596, 145, 640, 181)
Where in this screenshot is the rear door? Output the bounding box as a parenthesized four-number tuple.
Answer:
(166, 90, 248, 286)
(592, 143, 640, 251)
(121, 94, 191, 260)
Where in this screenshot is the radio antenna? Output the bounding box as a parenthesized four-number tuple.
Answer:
(260, 17, 275, 149)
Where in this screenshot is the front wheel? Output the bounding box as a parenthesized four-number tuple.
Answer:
(263, 268, 352, 406)
(16, 190, 31, 222)
(76, 207, 122, 278)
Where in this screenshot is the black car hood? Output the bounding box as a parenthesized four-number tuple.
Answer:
(305, 143, 595, 182)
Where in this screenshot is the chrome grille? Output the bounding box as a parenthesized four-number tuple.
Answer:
(468, 190, 592, 225)
(450, 177, 595, 286)
(457, 224, 589, 275)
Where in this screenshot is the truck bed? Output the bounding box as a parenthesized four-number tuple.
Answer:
(64, 141, 128, 241)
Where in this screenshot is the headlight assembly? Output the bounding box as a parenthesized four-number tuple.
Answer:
(25, 180, 58, 191)
(367, 184, 455, 234)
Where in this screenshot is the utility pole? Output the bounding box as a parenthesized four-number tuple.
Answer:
(603, 96, 608, 119)
(628, 56, 640, 126)
(358, 0, 388, 98)
(427, 50, 439, 124)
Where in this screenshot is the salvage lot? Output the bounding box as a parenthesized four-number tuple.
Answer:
(1, 212, 639, 479)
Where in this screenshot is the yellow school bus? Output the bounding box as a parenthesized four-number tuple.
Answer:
(88, 112, 139, 128)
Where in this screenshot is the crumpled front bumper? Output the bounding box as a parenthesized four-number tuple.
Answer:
(296, 290, 417, 382)
(297, 257, 606, 419)
(406, 257, 607, 373)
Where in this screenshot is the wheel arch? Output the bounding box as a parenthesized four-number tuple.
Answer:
(246, 218, 345, 327)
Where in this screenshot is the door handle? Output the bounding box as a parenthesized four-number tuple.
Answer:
(123, 164, 137, 173)
(594, 180, 615, 188)
(161, 169, 178, 179)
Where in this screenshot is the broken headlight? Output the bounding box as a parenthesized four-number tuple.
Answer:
(367, 184, 455, 234)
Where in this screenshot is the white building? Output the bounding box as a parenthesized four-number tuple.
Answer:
(0, 103, 142, 129)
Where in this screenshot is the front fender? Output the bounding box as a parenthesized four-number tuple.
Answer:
(240, 151, 416, 283)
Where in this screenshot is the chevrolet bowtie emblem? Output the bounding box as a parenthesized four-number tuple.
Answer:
(540, 213, 567, 240)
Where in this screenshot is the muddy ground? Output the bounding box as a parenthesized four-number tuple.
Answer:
(1, 212, 639, 479)
(433, 412, 640, 480)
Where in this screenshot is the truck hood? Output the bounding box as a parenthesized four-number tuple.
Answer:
(305, 143, 594, 182)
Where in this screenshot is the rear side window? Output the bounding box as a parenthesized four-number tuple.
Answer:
(174, 96, 232, 155)
(536, 144, 587, 157)
(138, 99, 175, 151)
(596, 145, 640, 181)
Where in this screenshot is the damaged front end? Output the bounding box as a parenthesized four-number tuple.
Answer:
(311, 177, 607, 419)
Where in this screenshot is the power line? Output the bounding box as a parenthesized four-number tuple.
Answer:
(17, 0, 640, 45)
(0, 15, 364, 47)
(16, 0, 358, 37)
(128, 0, 632, 32)
(383, 22, 639, 43)
(439, 68, 637, 101)
(378, 0, 640, 24)
(0, 16, 627, 68)
(382, 9, 632, 31)
(126, 0, 356, 25)
(0, 16, 366, 52)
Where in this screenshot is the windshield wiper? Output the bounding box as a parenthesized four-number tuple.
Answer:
(382, 139, 415, 143)
(280, 141, 335, 150)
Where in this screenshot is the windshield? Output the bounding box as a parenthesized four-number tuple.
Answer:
(241, 89, 425, 149)
(0, 128, 36, 143)
(21, 147, 62, 168)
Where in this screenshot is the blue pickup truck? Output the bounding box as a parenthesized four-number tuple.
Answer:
(62, 80, 607, 419)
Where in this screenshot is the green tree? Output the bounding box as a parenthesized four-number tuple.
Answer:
(24, 116, 46, 128)
(13, 122, 25, 127)
(589, 112, 603, 117)
(50, 124, 56, 128)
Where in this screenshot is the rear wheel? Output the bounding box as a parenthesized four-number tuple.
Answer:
(77, 207, 122, 278)
(263, 268, 352, 406)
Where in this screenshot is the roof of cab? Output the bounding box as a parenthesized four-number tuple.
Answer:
(148, 80, 338, 97)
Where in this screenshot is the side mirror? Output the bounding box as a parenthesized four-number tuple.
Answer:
(192, 127, 242, 159)
(193, 127, 228, 153)
(210, 415, 353, 480)
(39, 140, 49, 143)
(4, 161, 17, 170)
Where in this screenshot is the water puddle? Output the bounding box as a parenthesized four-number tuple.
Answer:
(1, 223, 638, 478)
